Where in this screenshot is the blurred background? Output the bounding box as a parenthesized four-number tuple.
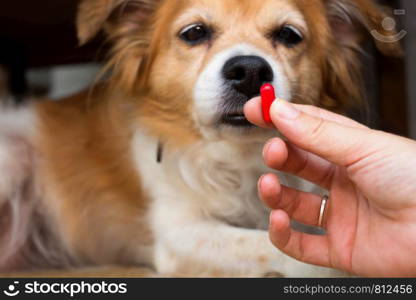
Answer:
(0, 0, 414, 137)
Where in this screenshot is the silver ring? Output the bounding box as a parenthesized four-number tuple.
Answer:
(318, 195, 329, 228)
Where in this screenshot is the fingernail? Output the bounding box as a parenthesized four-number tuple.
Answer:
(269, 210, 278, 226)
(271, 100, 300, 120)
(263, 139, 274, 157)
(258, 175, 265, 190)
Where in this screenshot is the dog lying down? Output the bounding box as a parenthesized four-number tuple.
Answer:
(0, 0, 400, 277)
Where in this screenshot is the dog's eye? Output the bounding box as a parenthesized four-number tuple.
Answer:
(179, 24, 210, 45)
(273, 25, 303, 47)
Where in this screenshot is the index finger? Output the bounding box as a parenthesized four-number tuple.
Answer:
(244, 97, 274, 129)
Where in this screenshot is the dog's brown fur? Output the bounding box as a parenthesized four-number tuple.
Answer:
(36, 87, 153, 266)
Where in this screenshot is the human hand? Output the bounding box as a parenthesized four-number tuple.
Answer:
(244, 98, 416, 277)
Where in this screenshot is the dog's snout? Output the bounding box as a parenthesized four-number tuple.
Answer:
(222, 55, 274, 99)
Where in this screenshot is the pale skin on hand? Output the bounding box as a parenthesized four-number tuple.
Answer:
(244, 97, 416, 277)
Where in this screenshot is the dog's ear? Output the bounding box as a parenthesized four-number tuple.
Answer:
(325, 0, 402, 56)
(77, 0, 156, 45)
(320, 0, 402, 111)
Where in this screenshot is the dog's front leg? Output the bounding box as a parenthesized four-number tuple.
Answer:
(151, 202, 336, 277)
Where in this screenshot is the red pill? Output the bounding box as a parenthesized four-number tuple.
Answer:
(261, 83, 276, 123)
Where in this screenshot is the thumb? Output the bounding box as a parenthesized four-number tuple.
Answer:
(270, 100, 381, 167)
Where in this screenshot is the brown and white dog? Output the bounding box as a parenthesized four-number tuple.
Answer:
(0, 0, 400, 277)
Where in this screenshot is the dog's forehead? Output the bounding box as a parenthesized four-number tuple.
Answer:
(172, 0, 308, 27)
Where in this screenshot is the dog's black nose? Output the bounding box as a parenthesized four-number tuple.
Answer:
(222, 55, 274, 99)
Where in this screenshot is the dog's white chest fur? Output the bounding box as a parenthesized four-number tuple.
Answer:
(132, 129, 337, 277)
(133, 129, 270, 229)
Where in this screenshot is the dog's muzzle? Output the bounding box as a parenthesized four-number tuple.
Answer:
(220, 55, 274, 127)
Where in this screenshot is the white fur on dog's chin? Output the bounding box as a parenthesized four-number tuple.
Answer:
(193, 43, 291, 141)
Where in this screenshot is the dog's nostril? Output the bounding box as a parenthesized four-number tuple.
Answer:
(224, 66, 246, 81)
(234, 67, 246, 81)
(222, 55, 274, 99)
